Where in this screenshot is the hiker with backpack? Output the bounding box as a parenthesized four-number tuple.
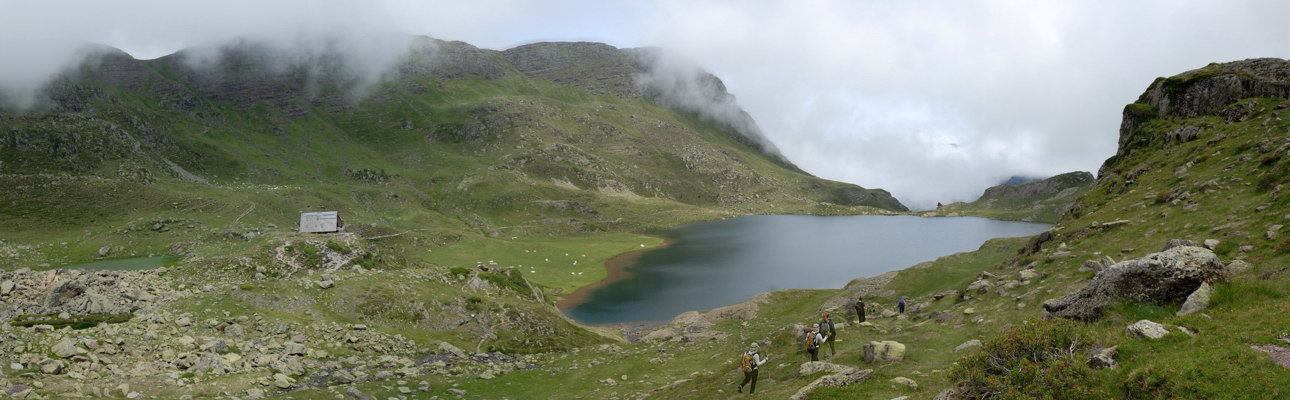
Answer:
(803, 324, 828, 361)
(819, 311, 837, 359)
(737, 342, 769, 394)
(898, 296, 906, 314)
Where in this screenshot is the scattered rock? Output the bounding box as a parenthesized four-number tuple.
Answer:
(1177, 282, 1214, 316)
(1018, 269, 1039, 282)
(1, 280, 15, 296)
(1088, 346, 1118, 369)
(966, 279, 992, 294)
(863, 341, 906, 363)
(1203, 239, 1220, 250)
(788, 367, 871, 400)
(955, 340, 982, 353)
(1163, 238, 1201, 250)
(934, 386, 965, 400)
(1127, 320, 1170, 339)
(889, 376, 918, 389)
(1043, 246, 1225, 320)
(447, 388, 467, 396)
(1225, 260, 1252, 275)
(272, 373, 294, 389)
(52, 338, 83, 358)
(346, 386, 375, 400)
(315, 280, 334, 289)
(438, 341, 468, 358)
(175, 317, 192, 327)
(932, 290, 957, 300)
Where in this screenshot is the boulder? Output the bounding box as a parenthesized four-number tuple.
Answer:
(1225, 260, 1252, 275)
(190, 352, 229, 374)
(863, 341, 906, 363)
(438, 341, 468, 358)
(315, 280, 334, 289)
(1043, 246, 1225, 320)
(1087, 346, 1118, 369)
(52, 338, 83, 358)
(955, 339, 982, 353)
(889, 376, 918, 389)
(966, 279, 992, 294)
(346, 387, 375, 400)
(1177, 282, 1214, 316)
(1127, 320, 1169, 339)
(0, 280, 14, 296)
(1018, 269, 1039, 282)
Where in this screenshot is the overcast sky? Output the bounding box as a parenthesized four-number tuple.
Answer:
(3, 1, 1289, 209)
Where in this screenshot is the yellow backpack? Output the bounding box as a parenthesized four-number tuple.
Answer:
(741, 352, 753, 371)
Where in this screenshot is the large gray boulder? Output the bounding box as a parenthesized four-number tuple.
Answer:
(1043, 246, 1225, 320)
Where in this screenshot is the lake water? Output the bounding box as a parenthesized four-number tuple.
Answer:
(564, 215, 1049, 324)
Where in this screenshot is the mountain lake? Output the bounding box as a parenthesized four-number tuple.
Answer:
(564, 215, 1050, 324)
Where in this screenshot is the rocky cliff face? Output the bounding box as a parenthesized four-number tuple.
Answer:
(1103, 58, 1290, 176)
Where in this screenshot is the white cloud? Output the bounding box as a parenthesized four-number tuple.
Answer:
(644, 0, 1290, 208)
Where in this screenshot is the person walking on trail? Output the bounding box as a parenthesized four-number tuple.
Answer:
(819, 311, 837, 359)
(898, 296, 906, 314)
(854, 297, 866, 323)
(804, 325, 828, 361)
(737, 342, 769, 394)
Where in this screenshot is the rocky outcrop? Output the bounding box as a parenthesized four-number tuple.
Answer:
(0, 268, 176, 321)
(1103, 58, 1290, 175)
(1043, 245, 1226, 320)
(789, 364, 871, 400)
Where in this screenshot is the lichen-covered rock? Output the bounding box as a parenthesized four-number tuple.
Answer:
(1127, 320, 1170, 339)
(1177, 282, 1214, 316)
(1088, 346, 1118, 369)
(1043, 246, 1225, 320)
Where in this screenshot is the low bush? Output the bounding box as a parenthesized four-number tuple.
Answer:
(951, 318, 1099, 399)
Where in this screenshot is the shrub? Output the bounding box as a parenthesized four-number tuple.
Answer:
(951, 318, 1098, 399)
(1120, 367, 1175, 399)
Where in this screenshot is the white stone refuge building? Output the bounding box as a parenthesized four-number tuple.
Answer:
(299, 211, 344, 233)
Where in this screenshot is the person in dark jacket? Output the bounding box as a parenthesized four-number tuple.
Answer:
(898, 296, 906, 314)
(854, 297, 866, 323)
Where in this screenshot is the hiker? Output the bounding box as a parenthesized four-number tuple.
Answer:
(804, 324, 828, 361)
(854, 297, 866, 323)
(737, 342, 769, 394)
(819, 311, 837, 358)
(898, 296, 906, 314)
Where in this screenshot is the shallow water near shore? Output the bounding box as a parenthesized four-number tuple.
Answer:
(564, 215, 1049, 324)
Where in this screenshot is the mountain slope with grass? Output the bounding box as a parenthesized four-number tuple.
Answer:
(929, 171, 1095, 223)
(0, 36, 907, 399)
